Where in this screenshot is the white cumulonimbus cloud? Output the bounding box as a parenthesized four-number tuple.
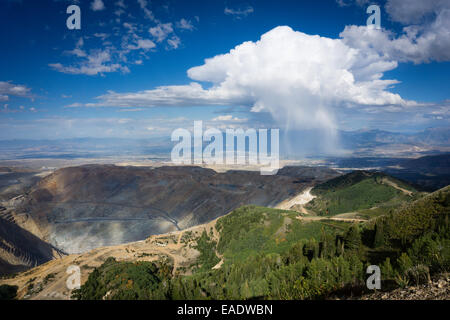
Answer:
(72, 0, 450, 134)
(85, 26, 410, 132)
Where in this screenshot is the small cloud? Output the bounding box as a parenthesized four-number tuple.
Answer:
(224, 5, 254, 18)
(177, 18, 194, 31)
(66, 48, 87, 57)
(212, 115, 247, 122)
(336, 0, 369, 7)
(115, 8, 125, 16)
(64, 102, 83, 108)
(137, 39, 156, 50)
(0, 104, 13, 114)
(118, 108, 144, 112)
(49, 49, 130, 76)
(167, 36, 181, 49)
(115, 0, 126, 8)
(149, 23, 173, 42)
(123, 22, 137, 33)
(65, 37, 86, 57)
(91, 0, 105, 11)
(137, 0, 155, 21)
(0, 81, 32, 100)
(93, 33, 109, 41)
(128, 39, 156, 51)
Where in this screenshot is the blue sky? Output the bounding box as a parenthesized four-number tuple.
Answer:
(0, 0, 449, 140)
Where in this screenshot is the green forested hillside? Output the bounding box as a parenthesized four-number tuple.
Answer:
(306, 171, 420, 216)
(70, 257, 172, 300)
(73, 185, 449, 300)
(215, 206, 342, 263)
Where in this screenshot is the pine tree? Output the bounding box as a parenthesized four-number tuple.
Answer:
(344, 225, 362, 251)
(240, 280, 252, 299)
(397, 252, 413, 275)
(381, 257, 394, 279)
(373, 222, 385, 248)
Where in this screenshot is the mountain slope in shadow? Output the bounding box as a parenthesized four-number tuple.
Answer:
(0, 216, 64, 275)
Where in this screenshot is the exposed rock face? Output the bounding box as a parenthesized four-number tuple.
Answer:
(13, 165, 339, 254)
(0, 215, 64, 275)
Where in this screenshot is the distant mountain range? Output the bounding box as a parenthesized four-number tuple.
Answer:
(0, 137, 173, 160)
(339, 127, 450, 149)
(0, 127, 448, 160)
